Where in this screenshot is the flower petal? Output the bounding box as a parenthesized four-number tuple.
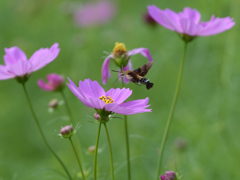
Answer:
(80, 97, 105, 109)
(102, 54, 113, 84)
(67, 77, 85, 99)
(29, 43, 60, 72)
(38, 79, 55, 91)
(105, 103, 133, 115)
(0, 65, 15, 80)
(79, 78, 105, 99)
(179, 18, 201, 36)
(127, 48, 153, 62)
(7, 60, 32, 76)
(178, 7, 201, 24)
(4, 47, 27, 66)
(105, 87, 132, 104)
(118, 60, 133, 84)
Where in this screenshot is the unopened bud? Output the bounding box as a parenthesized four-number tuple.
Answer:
(160, 171, 177, 180)
(60, 125, 73, 138)
(49, 99, 58, 108)
(94, 113, 100, 120)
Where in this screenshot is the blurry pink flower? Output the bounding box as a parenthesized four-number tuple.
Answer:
(148, 5, 235, 36)
(160, 171, 177, 180)
(38, 73, 64, 91)
(67, 78, 151, 116)
(0, 43, 60, 80)
(102, 42, 153, 84)
(74, 1, 116, 27)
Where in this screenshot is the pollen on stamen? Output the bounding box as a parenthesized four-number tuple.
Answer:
(99, 95, 115, 104)
(113, 42, 127, 56)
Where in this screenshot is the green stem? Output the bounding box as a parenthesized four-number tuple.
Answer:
(94, 117, 102, 180)
(60, 90, 75, 125)
(22, 83, 72, 180)
(60, 90, 85, 163)
(156, 42, 188, 179)
(103, 123, 114, 180)
(121, 69, 131, 180)
(69, 137, 85, 180)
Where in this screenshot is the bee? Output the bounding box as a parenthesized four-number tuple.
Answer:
(121, 61, 154, 90)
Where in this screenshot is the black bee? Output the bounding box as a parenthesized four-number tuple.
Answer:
(121, 61, 154, 90)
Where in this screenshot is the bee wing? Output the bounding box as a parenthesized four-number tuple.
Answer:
(133, 61, 153, 76)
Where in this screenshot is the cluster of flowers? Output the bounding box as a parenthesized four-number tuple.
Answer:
(0, 4, 234, 180)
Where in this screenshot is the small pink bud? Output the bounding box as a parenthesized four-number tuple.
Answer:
(94, 113, 100, 120)
(143, 11, 157, 26)
(160, 171, 177, 180)
(38, 73, 64, 91)
(88, 145, 96, 154)
(60, 125, 73, 138)
(48, 99, 58, 108)
(160, 175, 166, 180)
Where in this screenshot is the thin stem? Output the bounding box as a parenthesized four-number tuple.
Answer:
(94, 117, 102, 180)
(121, 68, 131, 180)
(22, 83, 72, 180)
(60, 89, 85, 163)
(103, 123, 114, 180)
(156, 42, 188, 179)
(60, 89, 75, 125)
(69, 137, 85, 180)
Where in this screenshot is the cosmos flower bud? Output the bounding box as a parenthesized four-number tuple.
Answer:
(38, 73, 64, 92)
(48, 99, 58, 108)
(112, 42, 129, 68)
(60, 125, 73, 138)
(88, 145, 96, 154)
(160, 171, 177, 180)
(143, 11, 157, 26)
(94, 112, 100, 120)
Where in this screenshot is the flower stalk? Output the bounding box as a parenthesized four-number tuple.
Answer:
(156, 42, 188, 179)
(103, 123, 114, 180)
(69, 137, 85, 180)
(22, 83, 72, 180)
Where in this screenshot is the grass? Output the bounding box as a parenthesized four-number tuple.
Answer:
(0, 0, 240, 179)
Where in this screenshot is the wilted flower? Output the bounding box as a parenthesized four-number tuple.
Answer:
(38, 73, 64, 91)
(160, 171, 177, 180)
(102, 42, 153, 84)
(74, 1, 116, 27)
(0, 43, 59, 82)
(148, 5, 235, 42)
(60, 125, 73, 138)
(67, 78, 151, 120)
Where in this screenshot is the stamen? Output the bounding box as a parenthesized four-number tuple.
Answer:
(113, 42, 127, 56)
(99, 95, 115, 104)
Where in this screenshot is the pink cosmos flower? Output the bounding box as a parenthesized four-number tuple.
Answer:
(74, 1, 116, 27)
(102, 43, 153, 84)
(38, 73, 64, 91)
(67, 78, 151, 115)
(148, 5, 235, 37)
(0, 43, 60, 80)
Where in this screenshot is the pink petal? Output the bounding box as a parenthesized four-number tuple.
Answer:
(127, 48, 153, 62)
(79, 79, 105, 99)
(120, 97, 150, 109)
(105, 87, 132, 104)
(105, 103, 133, 115)
(29, 43, 60, 72)
(179, 18, 201, 36)
(102, 54, 113, 84)
(4, 47, 27, 66)
(80, 97, 105, 109)
(7, 60, 32, 76)
(118, 60, 133, 84)
(179, 7, 201, 24)
(38, 79, 55, 91)
(67, 77, 85, 99)
(0, 65, 15, 80)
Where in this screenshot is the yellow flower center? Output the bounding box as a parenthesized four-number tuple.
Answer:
(99, 95, 115, 105)
(113, 42, 127, 56)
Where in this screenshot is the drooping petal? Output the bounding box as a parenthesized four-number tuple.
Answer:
(105, 87, 132, 104)
(67, 77, 85, 99)
(0, 65, 15, 80)
(102, 54, 113, 84)
(79, 78, 105, 99)
(198, 15, 235, 36)
(7, 60, 32, 76)
(47, 73, 64, 87)
(29, 43, 60, 72)
(127, 48, 153, 62)
(105, 103, 133, 115)
(4, 47, 27, 66)
(179, 7, 201, 24)
(38, 79, 55, 91)
(118, 60, 133, 84)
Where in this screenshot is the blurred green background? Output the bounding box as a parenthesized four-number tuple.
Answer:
(0, 0, 240, 179)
